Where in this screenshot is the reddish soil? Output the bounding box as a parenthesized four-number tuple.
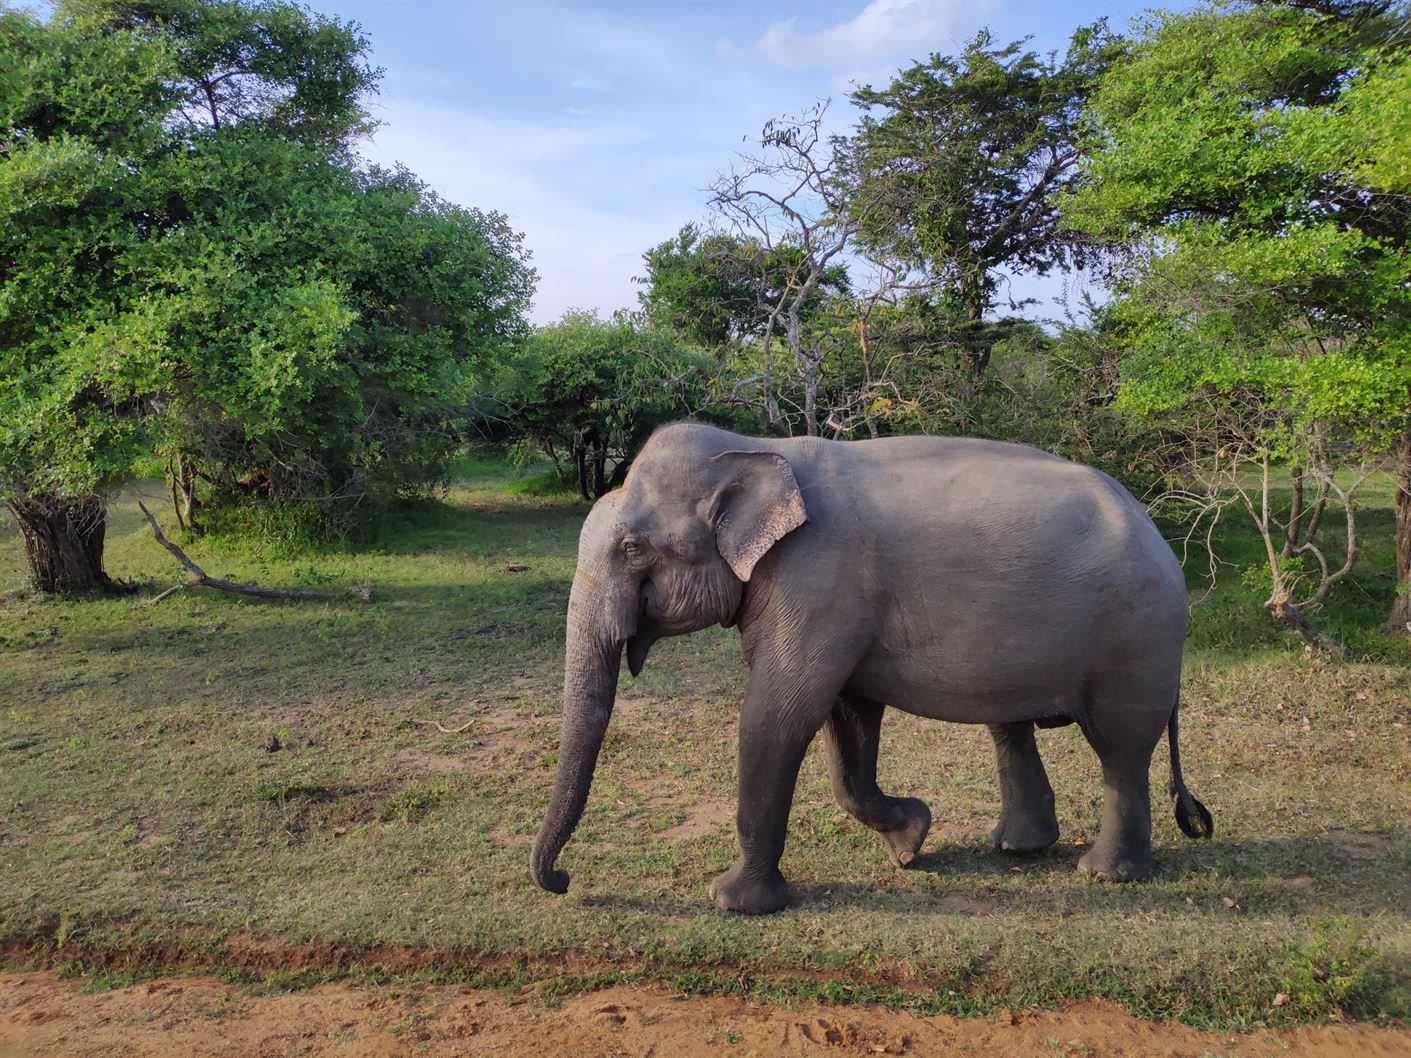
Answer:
(4, 972, 1410, 1058)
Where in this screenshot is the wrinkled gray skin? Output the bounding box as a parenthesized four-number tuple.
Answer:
(531, 423, 1211, 914)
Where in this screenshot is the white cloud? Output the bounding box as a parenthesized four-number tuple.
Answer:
(362, 101, 681, 325)
(755, 0, 976, 71)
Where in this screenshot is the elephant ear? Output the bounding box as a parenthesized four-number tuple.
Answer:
(706, 450, 808, 582)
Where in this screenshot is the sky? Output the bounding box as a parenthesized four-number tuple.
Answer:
(337, 0, 1185, 326)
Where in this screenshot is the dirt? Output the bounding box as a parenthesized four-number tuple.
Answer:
(3, 973, 1410, 1058)
(658, 798, 735, 841)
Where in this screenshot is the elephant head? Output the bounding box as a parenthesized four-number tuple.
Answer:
(530, 428, 807, 894)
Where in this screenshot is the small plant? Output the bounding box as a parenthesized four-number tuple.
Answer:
(377, 779, 450, 824)
(1273, 919, 1377, 1020)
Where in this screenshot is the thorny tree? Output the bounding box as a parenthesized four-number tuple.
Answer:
(1148, 389, 1368, 654)
(708, 103, 872, 437)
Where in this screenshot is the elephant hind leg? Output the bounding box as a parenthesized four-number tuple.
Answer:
(824, 696, 931, 868)
(988, 721, 1060, 853)
(1076, 704, 1167, 882)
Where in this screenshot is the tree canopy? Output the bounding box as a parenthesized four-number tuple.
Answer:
(488, 311, 716, 499)
(0, 0, 534, 587)
(1063, 0, 1411, 638)
(850, 22, 1124, 366)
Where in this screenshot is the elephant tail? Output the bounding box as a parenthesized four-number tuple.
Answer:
(1168, 697, 1214, 839)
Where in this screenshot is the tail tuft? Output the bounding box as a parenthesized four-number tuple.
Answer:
(1167, 698, 1214, 840)
(1171, 784, 1214, 839)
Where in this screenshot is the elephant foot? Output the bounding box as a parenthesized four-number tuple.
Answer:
(880, 797, 932, 868)
(989, 809, 1059, 853)
(1077, 844, 1153, 882)
(709, 863, 791, 915)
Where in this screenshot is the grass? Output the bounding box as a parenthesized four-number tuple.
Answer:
(1, 449, 1409, 1029)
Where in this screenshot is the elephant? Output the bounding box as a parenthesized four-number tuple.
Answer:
(531, 422, 1213, 914)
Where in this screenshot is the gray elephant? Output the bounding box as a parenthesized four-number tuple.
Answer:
(531, 423, 1212, 914)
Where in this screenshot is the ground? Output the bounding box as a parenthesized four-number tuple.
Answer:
(7, 971, 1411, 1058)
(1, 452, 1409, 1050)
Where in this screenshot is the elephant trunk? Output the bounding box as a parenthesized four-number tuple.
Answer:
(531, 576, 625, 895)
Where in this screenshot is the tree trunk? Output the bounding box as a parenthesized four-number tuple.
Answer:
(858, 316, 880, 440)
(1282, 465, 1303, 559)
(803, 373, 818, 437)
(169, 455, 201, 535)
(961, 293, 990, 378)
(7, 495, 111, 593)
(574, 441, 591, 502)
(592, 451, 607, 499)
(1388, 433, 1411, 632)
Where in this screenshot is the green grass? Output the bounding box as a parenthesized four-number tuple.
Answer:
(1, 450, 1409, 1029)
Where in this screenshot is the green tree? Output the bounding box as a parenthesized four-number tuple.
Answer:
(65, 0, 379, 147)
(635, 224, 766, 348)
(0, 0, 533, 590)
(491, 312, 716, 500)
(1064, 0, 1411, 643)
(850, 22, 1124, 374)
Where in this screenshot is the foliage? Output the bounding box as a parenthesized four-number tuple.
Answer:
(487, 312, 719, 499)
(62, 0, 381, 148)
(1063, 0, 1411, 641)
(635, 224, 774, 348)
(0, 0, 535, 574)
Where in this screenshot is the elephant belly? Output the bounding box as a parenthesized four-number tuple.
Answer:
(844, 649, 1087, 725)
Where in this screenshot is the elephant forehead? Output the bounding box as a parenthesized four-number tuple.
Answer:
(629, 445, 713, 495)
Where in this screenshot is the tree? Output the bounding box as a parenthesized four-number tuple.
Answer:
(0, 0, 534, 589)
(635, 224, 768, 348)
(491, 312, 717, 500)
(1064, 0, 1411, 645)
(707, 103, 858, 436)
(850, 22, 1124, 375)
(1339, 24, 1411, 629)
(0, 7, 179, 590)
(64, 0, 379, 148)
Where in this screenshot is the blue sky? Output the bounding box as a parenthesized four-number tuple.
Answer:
(340, 0, 1185, 325)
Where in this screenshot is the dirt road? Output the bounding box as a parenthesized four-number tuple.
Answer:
(3, 971, 1410, 1058)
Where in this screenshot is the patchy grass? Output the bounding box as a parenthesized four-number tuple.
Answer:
(1, 450, 1409, 1029)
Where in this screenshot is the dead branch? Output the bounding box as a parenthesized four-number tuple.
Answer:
(137, 501, 374, 603)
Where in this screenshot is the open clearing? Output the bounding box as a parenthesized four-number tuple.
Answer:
(2, 453, 1409, 1044)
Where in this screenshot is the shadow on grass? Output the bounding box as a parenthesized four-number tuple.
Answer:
(781, 831, 1411, 916)
(359, 499, 585, 557)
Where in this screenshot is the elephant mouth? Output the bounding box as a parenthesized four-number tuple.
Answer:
(626, 633, 655, 677)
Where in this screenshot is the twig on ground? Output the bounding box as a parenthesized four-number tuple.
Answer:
(412, 717, 476, 734)
(137, 501, 374, 603)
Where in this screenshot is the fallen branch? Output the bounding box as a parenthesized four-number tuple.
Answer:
(1267, 595, 1348, 658)
(137, 501, 374, 603)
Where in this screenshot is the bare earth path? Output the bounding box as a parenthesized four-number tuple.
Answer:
(3, 973, 1410, 1058)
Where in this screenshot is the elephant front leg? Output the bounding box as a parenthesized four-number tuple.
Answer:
(988, 721, 1059, 853)
(824, 696, 931, 868)
(709, 674, 836, 915)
